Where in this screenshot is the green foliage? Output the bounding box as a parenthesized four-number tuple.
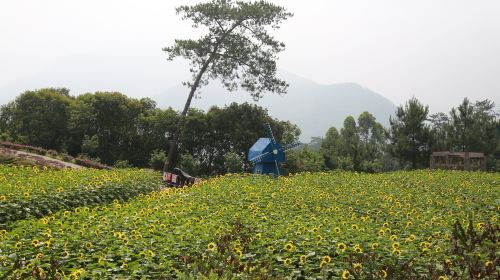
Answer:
(321, 127, 341, 169)
(68, 92, 157, 165)
(1, 88, 73, 149)
(336, 155, 355, 171)
(449, 99, 498, 155)
(429, 112, 451, 151)
(181, 102, 300, 175)
(223, 151, 244, 173)
(389, 97, 432, 169)
(113, 160, 132, 168)
(0, 88, 303, 175)
(340, 116, 361, 170)
(427, 98, 499, 171)
(179, 153, 202, 175)
(164, 0, 292, 100)
(80, 135, 99, 157)
(149, 149, 167, 171)
(321, 112, 387, 172)
(0, 166, 160, 226)
(449, 219, 499, 279)
(283, 147, 324, 174)
(0, 170, 498, 278)
(359, 159, 382, 173)
(161, 0, 293, 172)
(1, 86, 498, 173)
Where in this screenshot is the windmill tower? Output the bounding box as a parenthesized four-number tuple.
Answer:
(248, 123, 301, 176)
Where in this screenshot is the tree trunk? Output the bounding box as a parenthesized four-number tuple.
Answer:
(163, 58, 214, 173)
(161, 22, 242, 173)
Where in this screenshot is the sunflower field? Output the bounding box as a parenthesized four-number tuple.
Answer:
(0, 166, 161, 225)
(0, 170, 498, 279)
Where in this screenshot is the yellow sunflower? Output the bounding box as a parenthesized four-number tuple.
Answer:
(32, 239, 40, 247)
(322, 255, 331, 263)
(299, 255, 307, 263)
(207, 242, 217, 252)
(284, 242, 294, 251)
(337, 242, 347, 250)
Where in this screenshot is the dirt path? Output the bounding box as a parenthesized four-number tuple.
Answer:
(0, 147, 84, 169)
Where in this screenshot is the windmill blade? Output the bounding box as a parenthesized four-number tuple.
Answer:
(275, 159, 280, 176)
(264, 123, 276, 144)
(249, 151, 271, 163)
(282, 142, 302, 152)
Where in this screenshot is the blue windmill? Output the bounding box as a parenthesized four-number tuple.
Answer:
(248, 123, 302, 176)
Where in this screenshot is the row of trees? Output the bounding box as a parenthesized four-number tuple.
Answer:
(389, 97, 498, 170)
(0, 89, 300, 175)
(285, 97, 499, 172)
(0, 90, 498, 174)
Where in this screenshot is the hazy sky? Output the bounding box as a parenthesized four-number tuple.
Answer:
(0, 0, 499, 113)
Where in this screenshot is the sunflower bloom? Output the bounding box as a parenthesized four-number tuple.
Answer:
(207, 242, 217, 252)
(322, 255, 331, 263)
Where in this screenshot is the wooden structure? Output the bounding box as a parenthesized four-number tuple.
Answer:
(430, 151, 486, 171)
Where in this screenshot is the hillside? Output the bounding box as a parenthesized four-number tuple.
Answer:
(154, 72, 396, 141)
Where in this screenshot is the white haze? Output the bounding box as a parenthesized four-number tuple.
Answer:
(0, 0, 499, 115)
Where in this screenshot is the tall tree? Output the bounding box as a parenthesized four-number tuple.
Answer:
(3, 88, 73, 150)
(449, 98, 498, 154)
(357, 111, 386, 172)
(449, 98, 475, 152)
(388, 97, 431, 169)
(428, 112, 451, 152)
(282, 147, 324, 174)
(321, 127, 341, 169)
(187, 102, 300, 175)
(340, 116, 361, 170)
(358, 111, 376, 143)
(162, 0, 293, 172)
(68, 92, 153, 164)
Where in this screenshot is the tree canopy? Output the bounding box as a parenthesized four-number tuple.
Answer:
(162, 0, 293, 171)
(389, 97, 431, 169)
(164, 0, 292, 99)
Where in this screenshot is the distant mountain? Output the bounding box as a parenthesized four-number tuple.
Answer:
(0, 50, 396, 141)
(154, 72, 397, 141)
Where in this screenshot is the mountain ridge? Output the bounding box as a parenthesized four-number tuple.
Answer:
(154, 72, 397, 141)
(0, 51, 397, 141)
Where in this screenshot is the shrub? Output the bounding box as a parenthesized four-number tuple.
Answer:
(149, 149, 167, 171)
(223, 151, 244, 174)
(114, 160, 132, 168)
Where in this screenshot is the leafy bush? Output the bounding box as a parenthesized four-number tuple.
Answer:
(149, 149, 167, 171)
(81, 135, 99, 157)
(114, 160, 132, 168)
(282, 148, 324, 174)
(179, 153, 201, 175)
(336, 156, 355, 171)
(359, 159, 382, 173)
(223, 151, 243, 173)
